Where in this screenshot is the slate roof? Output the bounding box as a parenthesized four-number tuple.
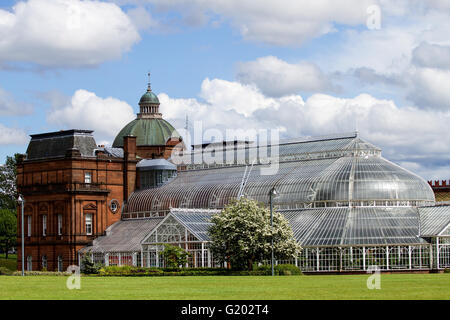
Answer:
(80, 217, 163, 253)
(103, 147, 124, 158)
(26, 129, 97, 160)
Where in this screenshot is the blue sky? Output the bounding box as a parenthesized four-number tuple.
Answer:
(1, 0, 450, 180)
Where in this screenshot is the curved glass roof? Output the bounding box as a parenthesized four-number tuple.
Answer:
(126, 134, 435, 213)
(155, 207, 429, 247)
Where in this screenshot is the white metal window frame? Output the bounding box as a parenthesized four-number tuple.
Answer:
(85, 213, 93, 235)
(84, 172, 92, 184)
(42, 215, 47, 237)
(57, 214, 63, 236)
(57, 256, 63, 272)
(27, 215, 31, 237)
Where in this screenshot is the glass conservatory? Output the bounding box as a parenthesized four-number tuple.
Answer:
(140, 209, 221, 268)
(80, 206, 450, 271)
(125, 133, 434, 217)
(80, 133, 450, 272)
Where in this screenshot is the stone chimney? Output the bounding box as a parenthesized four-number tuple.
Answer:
(123, 136, 137, 201)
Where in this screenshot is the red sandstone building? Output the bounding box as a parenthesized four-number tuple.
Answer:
(16, 83, 183, 271)
(428, 180, 450, 203)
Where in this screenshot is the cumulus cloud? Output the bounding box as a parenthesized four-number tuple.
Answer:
(408, 67, 450, 110)
(0, 123, 29, 145)
(0, 0, 140, 67)
(158, 77, 450, 179)
(320, 9, 450, 111)
(236, 56, 335, 97)
(47, 89, 135, 143)
(0, 87, 33, 116)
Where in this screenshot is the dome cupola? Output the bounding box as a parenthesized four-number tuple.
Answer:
(137, 73, 162, 119)
(112, 73, 184, 158)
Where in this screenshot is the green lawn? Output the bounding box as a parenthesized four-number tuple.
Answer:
(0, 273, 449, 300)
(0, 254, 17, 271)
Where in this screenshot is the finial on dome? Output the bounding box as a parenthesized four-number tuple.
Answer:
(147, 72, 151, 92)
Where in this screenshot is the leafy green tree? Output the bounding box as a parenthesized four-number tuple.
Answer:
(208, 198, 301, 271)
(0, 154, 21, 210)
(160, 244, 190, 268)
(0, 209, 16, 259)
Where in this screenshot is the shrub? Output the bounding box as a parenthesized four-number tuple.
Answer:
(98, 266, 163, 276)
(93, 266, 267, 276)
(80, 254, 100, 274)
(256, 264, 302, 276)
(444, 268, 450, 273)
(160, 244, 191, 268)
(275, 264, 302, 275)
(0, 266, 13, 275)
(11, 271, 70, 276)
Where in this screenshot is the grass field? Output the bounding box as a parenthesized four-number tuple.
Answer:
(0, 254, 17, 272)
(0, 273, 449, 300)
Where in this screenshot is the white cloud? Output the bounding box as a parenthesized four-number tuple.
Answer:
(158, 77, 450, 179)
(426, 0, 450, 10)
(412, 42, 450, 69)
(0, 87, 33, 116)
(0, 0, 140, 67)
(121, 0, 376, 46)
(236, 56, 334, 97)
(408, 67, 450, 110)
(47, 89, 135, 143)
(199, 78, 287, 117)
(0, 123, 29, 145)
(126, 6, 159, 30)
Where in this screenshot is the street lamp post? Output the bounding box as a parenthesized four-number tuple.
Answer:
(18, 195, 25, 276)
(269, 187, 277, 276)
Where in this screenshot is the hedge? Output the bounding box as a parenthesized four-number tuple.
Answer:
(95, 264, 302, 277)
(256, 264, 303, 276)
(1, 264, 303, 277)
(11, 271, 71, 276)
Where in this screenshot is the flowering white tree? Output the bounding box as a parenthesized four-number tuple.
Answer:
(208, 198, 301, 270)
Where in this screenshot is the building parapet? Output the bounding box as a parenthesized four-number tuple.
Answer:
(428, 180, 450, 188)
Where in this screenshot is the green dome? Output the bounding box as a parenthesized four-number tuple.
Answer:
(112, 118, 181, 148)
(139, 91, 160, 105)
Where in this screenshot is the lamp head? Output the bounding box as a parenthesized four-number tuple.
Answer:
(17, 195, 23, 203)
(269, 187, 278, 197)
